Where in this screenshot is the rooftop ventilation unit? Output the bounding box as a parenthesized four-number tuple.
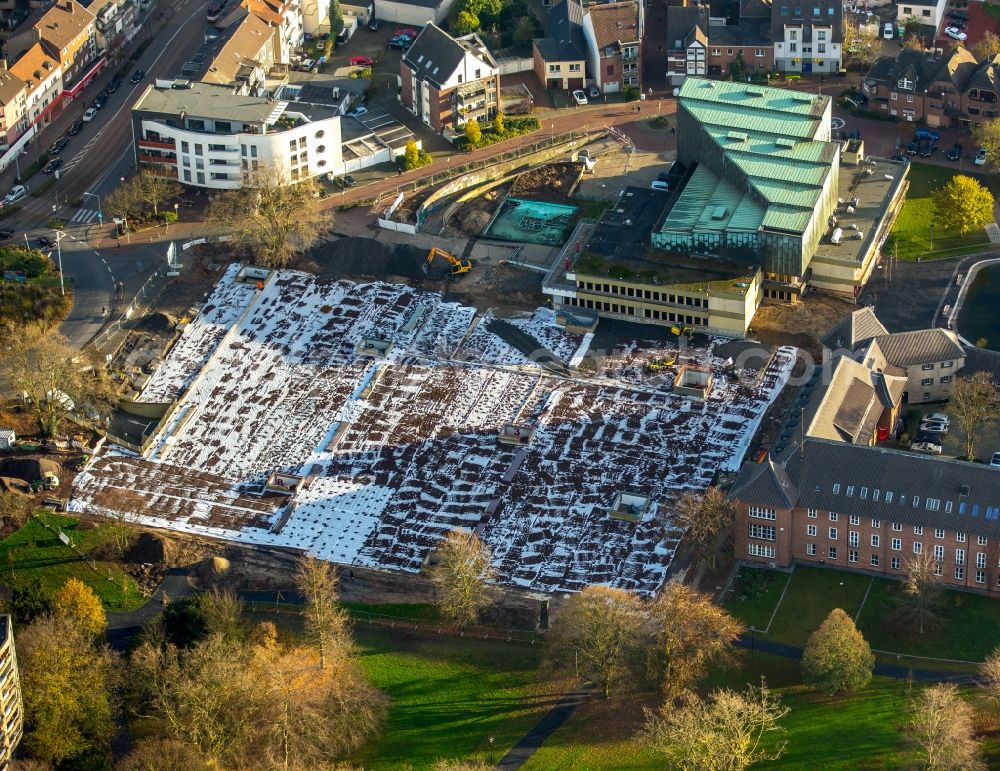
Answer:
(745, 86, 765, 96)
(775, 137, 796, 149)
(727, 130, 748, 142)
(711, 206, 728, 220)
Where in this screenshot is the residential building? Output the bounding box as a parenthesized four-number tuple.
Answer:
(401, 23, 499, 132)
(897, 0, 948, 32)
(730, 438, 1000, 595)
(0, 70, 28, 147)
(533, 0, 587, 91)
(0, 616, 24, 769)
(822, 308, 966, 404)
(770, 0, 842, 74)
(242, 0, 303, 64)
(664, 6, 707, 86)
(204, 13, 278, 94)
(862, 47, 998, 128)
(89, 0, 140, 61)
(8, 1, 100, 99)
(371, 0, 457, 26)
(581, 0, 642, 94)
(9, 43, 63, 130)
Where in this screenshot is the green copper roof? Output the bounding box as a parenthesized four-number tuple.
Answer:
(677, 77, 838, 235)
(660, 164, 765, 233)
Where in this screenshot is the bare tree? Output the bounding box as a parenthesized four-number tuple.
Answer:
(978, 646, 1000, 712)
(92, 487, 145, 555)
(1, 324, 116, 437)
(134, 169, 182, 215)
(907, 683, 985, 771)
(198, 588, 246, 642)
(427, 529, 496, 629)
(546, 585, 646, 698)
(893, 551, 944, 635)
(951, 372, 1000, 460)
(643, 680, 789, 770)
(647, 582, 743, 699)
(208, 165, 327, 268)
(672, 487, 736, 569)
(295, 556, 352, 671)
(103, 183, 144, 224)
(116, 738, 213, 771)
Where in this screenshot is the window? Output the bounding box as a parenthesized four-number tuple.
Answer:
(749, 524, 776, 541)
(870, 554, 880, 567)
(807, 543, 816, 556)
(892, 538, 901, 551)
(892, 523, 902, 532)
(940, 375, 952, 384)
(935, 528, 944, 539)
(921, 363, 934, 371)
(807, 524, 817, 536)
(829, 512, 838, 522)
(976, 570, 986, 584)
(977, 552, 987, 569)
(942, 360, 954, 369)
(183, 169, 191, 182)
(755, 49, 764, 57)
(832, 484, 840, 495)
(956, 549, 966, 565)
(913, 542, 923, 554)
(849, 515, 860, 526)
(475, 68, 481, 78)
(548, 64, 561, 73)
(829, 527, 838, 540)
(569, 63, 581, 72)
(872, 519, 880, 529)
(957, 532, 966, 543)
(828, 6, 834, 13)
(807, 509, 818, 518)
(886, 491, 894, 503)
(891, 557, 901, 570)
(250, 146, 258, 158)
(181, 140, 190, 153)
(818, 43, 826, 54)
(955, 566, 965, 580)
(891, 92, 898, 101)
(194, 144, 203, 155)
(749, 507, 776, 520)
(828, 547, 837, 560)
(849, 531, 859, 547)
(980, 536, 988, 546)
(871, 535, 880, 547)
(215, 121, 231, 132)
(907, 95, 914, 104)
(914, 526, 923, 536)
(607, 64, 614, 76)
(748, 543, 775, 558)
(933, 560, 942, 576)
(934, 545, 944, 560)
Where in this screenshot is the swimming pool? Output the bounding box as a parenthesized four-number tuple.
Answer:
(482, 197, 578, 245)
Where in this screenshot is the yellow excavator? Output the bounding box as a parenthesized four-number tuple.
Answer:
(647, 353, 677, 371)
(671, 324, 694, 337)
(426, 247, 472, 276)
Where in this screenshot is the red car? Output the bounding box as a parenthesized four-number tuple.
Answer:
(350, 56, 374, 66)
(396, 27, 418, 38)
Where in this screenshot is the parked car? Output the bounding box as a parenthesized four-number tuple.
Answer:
(387, 35, 411, 50)
(911, 441, 942, 455)
(914, 128, 939, 141)
(923, 412, 950, 424)
(350, 56, 374, 66)
(915, 429, 945, 444)
(348, 105, 368, 118)
(919, 141, 937, 157)
(300, 58, 316, 71)
(130, 69, 145, 83)
(571, 89, 588, 105)
(108, 78, 122, 93)
(947, 143, 962, 161)
(906, 139, 919, 154)
(920, 420, 948, 434)
(948, 9, 968, 19)
(991, 451, 1000, 468)
(36, 236, 54, 248)
(93, 93, 107, 109)
(883, 21, 894, 39)
(368, 18, 381, 31)
(945, 26, 967, 41)
(976, 147, 988, 166)
(82, 107, 98, 122)
(42, 158, 63, 174)
(396, 27, 418, 37)
(587, 85, 600, 99)
(49, 136, 70, 155)
(344, 174, 357, 187)
(4, 185, 28, 204)
(68, 119, 83, 135)
(0, 230, 14, 240)
(650, 180, 668, 191)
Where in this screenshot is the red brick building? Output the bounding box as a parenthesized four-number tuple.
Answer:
(730, 438, 1000, 594)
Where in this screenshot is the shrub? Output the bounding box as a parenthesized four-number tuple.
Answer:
(648, 116, 669, 129)
(402, 138, 432, 171)
(31, 178, 57, 197)
(46, 218, 67, 229)
(156, 211, 178, 223)
(0, 205, 20, 220)
(0, 245, 50, 277)
(623, 85, 639, 101)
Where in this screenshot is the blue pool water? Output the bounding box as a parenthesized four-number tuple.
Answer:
(482, 197, 578, 245)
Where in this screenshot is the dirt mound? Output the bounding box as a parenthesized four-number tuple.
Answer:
(456, 208, 492, 234)
(310, 236, 393, 281)
(510, 162, 581, 200)
(0, 458, 61, 482)
(139, 312, 177, 332)
(124, 532, 176, 565)
(197, 555, 231, 582)
(0, 477, 30, 494)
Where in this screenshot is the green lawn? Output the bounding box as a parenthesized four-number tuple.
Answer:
(0, 513, 143, 612)
(724, 565, 791, 630)
(888, 162, 1000, 260)
(764, 566, 873, 647)
(349, 627, 551, 769)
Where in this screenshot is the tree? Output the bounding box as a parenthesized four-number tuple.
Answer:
(2, 324, 116, 436)
(546, 585, 645, 698)
(134, 169, 182, 215)
(52, 578, 106, 640)
(972, 119, 1000, 172)
(672, 486, 736, 569)
(978, 645, 1000, 711)
(329, 0, 343, 37)
(17, 614, 117, 764)
(8, 579, 52, 627)
(648, 583, 743, 698)
(492, 111, 506, 136)
(427, 529, 496, 629)
(103, 181, 144, 225)
(907, 683, 985, 771)
(116, 738, 213, 771)
(295, 555, 352, 671)
(800, 608, 873, 694)
(403, 138, 420, 170)
(453, 8, 480, 34)
(198, 587, 246, 642)
(933, 175, 995, 237)
(892, 551, 945, 635)
(464, 117, 482, 146)
(91, 486, 144, 555)
(972, 30, 1000, 61)
(208, 165, 327, 269)
(951, 371, 1000, 460)
(643, 681, 789, 770)
(512, 16, 536, 47)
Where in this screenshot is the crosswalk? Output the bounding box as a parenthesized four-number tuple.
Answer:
(67, 207, 101, 225)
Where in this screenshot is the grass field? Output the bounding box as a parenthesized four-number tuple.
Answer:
(764, 566, 872, 647)
(0, 513, 143, 612)
(723, 565, 791, 630)
(888, 162, 1000, 261)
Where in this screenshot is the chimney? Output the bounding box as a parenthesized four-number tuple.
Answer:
(64, 0, 73, 11)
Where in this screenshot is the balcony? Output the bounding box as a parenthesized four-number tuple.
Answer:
(138, 137, 175, 150)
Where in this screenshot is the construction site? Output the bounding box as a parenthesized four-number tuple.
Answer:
(70, 264, 795, 595)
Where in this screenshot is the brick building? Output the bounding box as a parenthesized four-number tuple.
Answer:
(581, 0, 641, 94)
(533, 0, 587, 91)
(731, 438, 1000, 594)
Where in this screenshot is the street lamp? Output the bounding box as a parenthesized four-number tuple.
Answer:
(12, 149, 24, 182)
(929, 223, 935, 253)
(82, 192, 103, 226)
(54, 230, 66, 296)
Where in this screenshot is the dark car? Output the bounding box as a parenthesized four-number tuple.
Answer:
(49, 136, 70, 155)
(93, 93, 107, 109)
(906, 139, 919, 154)
(948, 10, 968, 19)
(0, 230, 14, 240)
(587, 85, 600, 99)
(947, 143, 962, 161)
(36, 236, 54, 249)
(344, 174, 357, 187)
(919, 141, 937, 157)
(67, 119, 83, 135)
(42, 158, 63, 174)
(847, 128, 861, 140)
(368, 18, 380, 31)
(130, 69, 145, 83)
(915, 127, 940, 141)
(107, 78, 122, 92)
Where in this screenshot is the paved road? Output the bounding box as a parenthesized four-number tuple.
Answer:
(105, 567, 195, 650)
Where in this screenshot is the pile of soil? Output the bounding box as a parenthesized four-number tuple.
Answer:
(139, 311, 177, 333)
(450, 186, 506, 237)
(510, 162, 581, 200)
(0, 458, 60, 482)
(124, 531, 176, 565)
(310, 237, 455, 282)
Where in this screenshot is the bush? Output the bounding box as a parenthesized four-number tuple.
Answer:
(0, 204, 21, 220)
(46, 218, 67, 229)
(402, 138, 432, 171)
(648, 116, 669, 129)
(349, 67, 372, 79)
(456, 115, 540, 151)
(623, 85, 639, 101)
(31, 178, 57, 197)
(156, 211, 178, 223)
(0, 245, 50, 277)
